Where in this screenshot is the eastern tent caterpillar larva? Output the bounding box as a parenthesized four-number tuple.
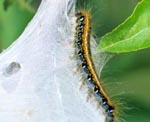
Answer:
(75, 11, 116, 122)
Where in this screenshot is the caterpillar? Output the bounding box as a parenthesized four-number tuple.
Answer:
(75, 11, 116, 122)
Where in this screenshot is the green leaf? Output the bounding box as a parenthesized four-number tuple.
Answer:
(98, 0, 150, 53)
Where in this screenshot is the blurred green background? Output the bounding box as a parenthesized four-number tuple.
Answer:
(0, 0, 150, 122)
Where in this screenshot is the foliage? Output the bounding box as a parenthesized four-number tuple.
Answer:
(99, 0, 150, 53)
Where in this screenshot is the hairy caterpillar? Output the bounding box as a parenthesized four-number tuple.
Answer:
(75, 11, 116, 122)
